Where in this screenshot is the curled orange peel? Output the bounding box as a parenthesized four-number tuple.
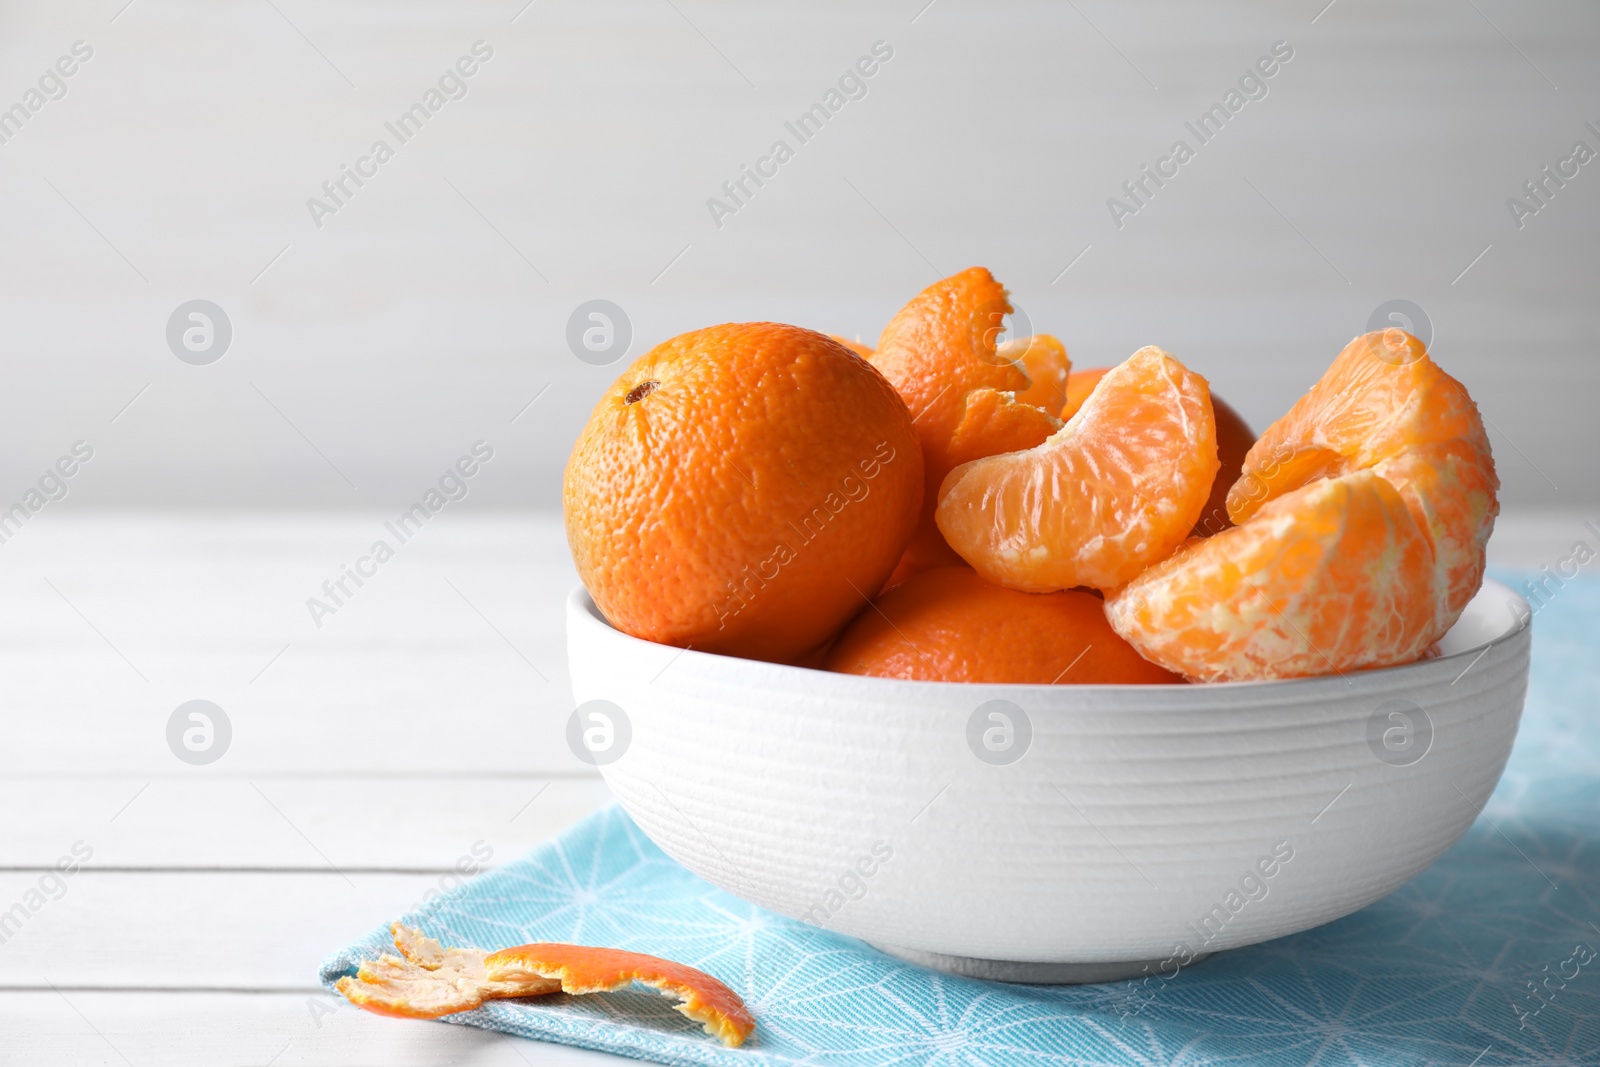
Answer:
(336, 923, 755, 1048)
(487, 942, 756, 1048)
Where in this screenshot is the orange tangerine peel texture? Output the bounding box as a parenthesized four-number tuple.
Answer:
(870, 268, 1062, 577)
(824, 566, 1182, 684)
(1106, 471, 1439, 682)
(828, 334, 876, 359)
(564, 322, 923, 663)
(936, 346, 1218, 593)
(336, 925, 755, 1048)
(485, 943, 756, 1048)
(1226, 328, 1498, 630)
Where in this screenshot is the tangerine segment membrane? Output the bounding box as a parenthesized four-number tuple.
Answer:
(336, 926, 755, 1048)
(486, 943, 756, 1048)
(1226, 329, 1497, 626)
(1105, 470, 1439, 683)
(936, 346, 1218, 593)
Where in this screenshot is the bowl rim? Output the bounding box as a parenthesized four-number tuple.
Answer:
(568, 577, 1531, 694)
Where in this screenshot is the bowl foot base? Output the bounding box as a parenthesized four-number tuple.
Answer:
(867, 942, 1212, 985)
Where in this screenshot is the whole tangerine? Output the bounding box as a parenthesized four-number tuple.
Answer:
(824, 566, 1183, 685)
(564, 322, 924, 663)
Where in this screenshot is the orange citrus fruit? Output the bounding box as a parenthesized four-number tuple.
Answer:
(1106, 471, 1438, 681)
(1059, 366, 1109, 421)
(564, 322, 923, 663)
(870, 268, 1062, 578)
(1227, 329, 1498, 627)
(829, 334, 875, 359)
(936, 346, 1219, 592)
(1000, 334, 1072, 416)
(824, 567, 1182, 684)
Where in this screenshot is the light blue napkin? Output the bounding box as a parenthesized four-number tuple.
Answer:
(321, 571, 1600, 1066)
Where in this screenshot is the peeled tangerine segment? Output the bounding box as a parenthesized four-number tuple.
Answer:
(1106, 470, 1440, 682)
(936, 346, 1218, 592)
(1227, 329, 1498, 629)
(337, 924, 755, 1048)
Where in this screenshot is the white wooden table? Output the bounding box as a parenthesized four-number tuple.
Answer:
(0, 510, 1575, 1064)
(0, 513, 621, 1064)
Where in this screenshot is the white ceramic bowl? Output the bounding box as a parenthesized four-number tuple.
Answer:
(566, 580, 1531, 983)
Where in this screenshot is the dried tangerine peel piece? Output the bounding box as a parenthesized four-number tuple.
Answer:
(937, 346, 1218, 592)
(335, 924, 560, 1020)
(335, 927, 753, 1049)
(485, 943, 755, 1049)
(1106, 470, 1438, 682)
(1226, 329, 1497, 626)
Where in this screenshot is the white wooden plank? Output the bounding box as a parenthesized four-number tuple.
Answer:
(0, 777, 612, 870)
(0, 991, 622, 1066)
(0, 513, 588, 775)
(0, 871, 505, 988)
